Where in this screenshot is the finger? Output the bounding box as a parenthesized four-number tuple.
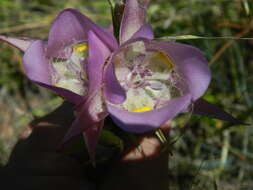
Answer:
(121, 121, 171, 163)
(121, 136, 162, 162)
(99, 150, 169, 190)
(15, 102, 75, 154)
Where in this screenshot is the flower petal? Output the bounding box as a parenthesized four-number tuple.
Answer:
(62, 90, 107, 161)
(47, 8, 118, 58)
(61, 101, 104, 147)
(131, 24, 154, 40)
(23, 40, 51, 84)
(104, 39, 150, 105)
(82, 120, 104, 164)
(0, 35, 34, 52)
(193, 98, 243, 125)
(23, 40, 82, 104)
(146, 41, 211, 100)
(120, 0, 149, 44)
(61, 30, 112, 153)
(38, 83, 83, 104)
(87, 30, 111, 95)
(103, 56, 126, 104)
(107, 93, 191, 133)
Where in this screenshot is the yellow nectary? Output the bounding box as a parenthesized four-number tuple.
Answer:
(133, 106, 152, 112)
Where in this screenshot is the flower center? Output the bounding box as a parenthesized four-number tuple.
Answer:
(50, 42, 88, 96)
(114, 41, 182, 112)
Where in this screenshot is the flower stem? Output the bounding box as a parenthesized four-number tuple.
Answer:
(155, 129, 167, 144)
(107, 0, 125, 41)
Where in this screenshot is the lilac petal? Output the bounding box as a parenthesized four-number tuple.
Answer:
(120, 0, 149, 44)
(87, 30, 111, 95)
(131, 24, 154, 40)
(103, 56, 126, 104)
(146, 41, 211, 100)
(82, 120, 104, 164)
(107, 93, 191, 133)
(23, 40, 51, 84)
(104, 39, 150, 105)
(47, 8, 118, 58)
(57, 30, 111, 142)
(23, 40, 82, 104)
(62, 110, 104, 163)
(37, 82, 83, 104)
(62, 91, 107, 161)
(61, 106, 101, 145)
(193, 98, 243, 125)
(0, 35, 34, 52)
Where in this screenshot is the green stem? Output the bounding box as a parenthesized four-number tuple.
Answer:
(107, 0, 125, 41)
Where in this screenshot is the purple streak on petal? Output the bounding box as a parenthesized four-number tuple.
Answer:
(103, 56, 126, 104)
(47, 9, 118, 58)
(107, 93, 191, 133)
(23, 40, 82, 104)
(131, 24, 154, 40)
(147, 41, 211, 100)
(193, 98, 243, 125)
(87, 30, 111, 95)
(0, 35, 34, 52)
(120, 0, 149, 44)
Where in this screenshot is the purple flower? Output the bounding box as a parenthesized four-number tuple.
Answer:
(0, 0, 241, 161)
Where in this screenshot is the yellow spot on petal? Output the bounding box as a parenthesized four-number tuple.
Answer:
(75, 44, 88, 52)
(157, 52, 173, 69)
(132, 106, 153, 113)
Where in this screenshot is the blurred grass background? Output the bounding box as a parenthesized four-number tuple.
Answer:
(0, 0, 252, 189)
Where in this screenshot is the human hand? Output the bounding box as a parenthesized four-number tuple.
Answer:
(0, 102, 169, 190)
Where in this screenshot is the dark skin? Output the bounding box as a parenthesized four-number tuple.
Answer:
(0, 102, 169, 190)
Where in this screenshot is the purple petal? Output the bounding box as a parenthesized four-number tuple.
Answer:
(120, 0, 149, 44)
(23, 40, 82, 104)
(103, 56, 126, 104)
(62, 109, 104, 163)
(62, 96, 103, 143)
(87, 30, 111, 95)
(61, 103, 102, 145)
(131, 24, 154, 40)
(107, 93, 191, 133)
(23, 40, 51, 84)
(82, 120, 104, 164)
(193, 98, 243, 125)
(37, 83, 83, 104)
(0, 35, 34, 52)
(146, 41, 211, 100)
(62, 91, 107, 161)
(104, 38, 150, 104)
(47, 8, 118, 58)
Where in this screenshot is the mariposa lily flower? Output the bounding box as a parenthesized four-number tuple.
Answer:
(0, 0, 241, 161)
